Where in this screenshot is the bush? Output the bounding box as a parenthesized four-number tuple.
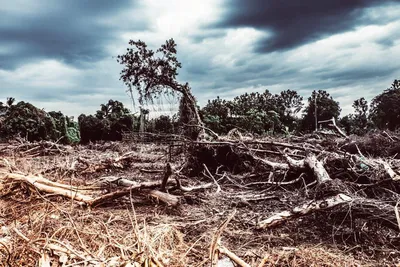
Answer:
(0, 101, 58, 141)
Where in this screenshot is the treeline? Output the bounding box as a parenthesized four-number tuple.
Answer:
(200, 79, 400, 136)
(0, 98, 80, 143)
(0, 79, 399, 143)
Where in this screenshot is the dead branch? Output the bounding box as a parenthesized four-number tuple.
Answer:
(257, 194, 353, 229)
(218, 246, 251, 267)
(194, 140, 321, 154)
(79, 152, 136, 174)
(304, 154, 331, 183)
(139, 168, 164, 173)
(160, 163, 172, 192)
(251, 155, 290, 170)
(318, 117, 348, 138)
(174, 177, 214, 192)
(88, 180, 179, 207)
(203, 164, 221, 193)
(379, 160, 400, 181)
(2, 172, 93, 203)
(210, 210, 236, 267)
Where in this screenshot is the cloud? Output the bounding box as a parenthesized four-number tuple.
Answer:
(215, 0, 400, 52)
(0, 0, 144, 70)
(0, 0, 400, 120)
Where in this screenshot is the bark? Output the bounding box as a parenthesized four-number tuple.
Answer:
(160, 163, 172, 191)
(304, 154, 331, 183)
(257, 194, 353, 229)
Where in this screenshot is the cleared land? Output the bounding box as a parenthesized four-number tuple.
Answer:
(0, 132, 399, 266)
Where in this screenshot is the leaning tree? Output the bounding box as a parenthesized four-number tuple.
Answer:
(116, 38, 207, 140)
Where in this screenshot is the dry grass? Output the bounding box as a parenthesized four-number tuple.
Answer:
(0, 141, 399, 266)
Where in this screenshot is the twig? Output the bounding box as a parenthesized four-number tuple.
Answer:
(395, 201, 400, 231)
(160, 163, 172, 192)
(12, 228, 30, 242)
(174, 177, 214, 192)
(218, 246, 251, 267)
(203, 164, 221, 193)
(210, 210, 236, 267)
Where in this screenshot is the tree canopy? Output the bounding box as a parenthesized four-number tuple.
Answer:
(369, 80, 400, 131)
(116, 38, 204, 140)
(300, 90, 341, 133)
(79, 100, 133, 143)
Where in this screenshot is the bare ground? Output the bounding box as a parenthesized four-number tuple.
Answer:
(0, 138, 399, 266)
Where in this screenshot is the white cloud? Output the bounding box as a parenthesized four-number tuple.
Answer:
(1, 0, 400, 120)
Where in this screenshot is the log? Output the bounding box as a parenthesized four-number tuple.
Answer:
(175, 179, 214, 192)
(304, 154, 331, 183)
(257, 194, 353, 229)
(2, 172, 179, 207)
(160, 163, 172, 192)
(88, 179, 180, 207)
(143, 189, 179, 206)
(3, 173, 82, 191)
(2, 173, 93, 203)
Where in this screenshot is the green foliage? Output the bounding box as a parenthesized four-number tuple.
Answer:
(79, 99, 133, 143)
(200, 96, 232, 134)
(146, 115, 176, 134)
(200, 90, 304, 136)
(117, 39, 182, 105)
(275, 89, 303, 131)
(0, 101, 58, 141)
(228, 90, 281, 135)
(340, 97, 371, 135)
(300, 90, 341, 133)
(369, 80, 400, 130)
(48, 111, 80, 144)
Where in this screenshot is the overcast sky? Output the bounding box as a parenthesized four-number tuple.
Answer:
(1, 0, 400, 118)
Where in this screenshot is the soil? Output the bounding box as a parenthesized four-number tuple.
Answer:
(0, 138, 399, 266)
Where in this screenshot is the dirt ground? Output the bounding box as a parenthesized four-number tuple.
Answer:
(0, 139, 399, 266)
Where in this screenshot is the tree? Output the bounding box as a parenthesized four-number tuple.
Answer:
(275, 89, 303, 131)
(339, 98, 370, 136)
(369, 79, 400, 130)
(48, 111, 80, 144)
(229, 90, 281, 135)
(300, 90, 341, 133)
(352, 97, 369, 135)
(0, 97, 15, 115)
(147, 115, 175, 134)
(95, 99, 130, 120)
(79, 100, 133, 143)
(200, 96, 232, 134)
(6, 97, 15, 107)
(0, 101, 58, 141)
(116, 39, 204, 139)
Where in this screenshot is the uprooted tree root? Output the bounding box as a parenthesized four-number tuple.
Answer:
(0, 136, 400, 266)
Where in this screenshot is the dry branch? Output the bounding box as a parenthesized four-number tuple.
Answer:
(2, 172, 93, 203)
(257, 194, 353, 229)
(218, 246, 250, 267)
(210, 210, 236, 267)
(304, 154, 331, 183)
(160, 163, 172, 192)
(1, 172, 180, 207)
(174, 177, 214, 192)
(318, 117, 348, 138)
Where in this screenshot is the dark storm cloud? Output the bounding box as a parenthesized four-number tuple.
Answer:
(317, 66, 400, 82)
(0, 0, 142, 70)
(216, 0, 400, 52)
